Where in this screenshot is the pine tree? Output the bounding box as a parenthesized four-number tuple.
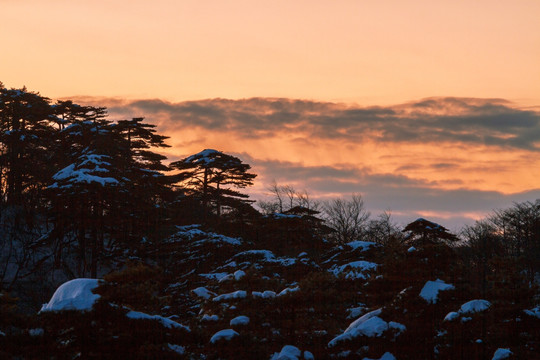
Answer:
(0, 86, 56, 220)
(170, 149, 256, 221)
(113, 117, 173, 243)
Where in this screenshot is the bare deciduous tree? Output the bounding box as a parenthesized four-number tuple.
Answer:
(364, 211, 404, 245)
(322, 193, 370, 244)
(257, 181, 321, 214)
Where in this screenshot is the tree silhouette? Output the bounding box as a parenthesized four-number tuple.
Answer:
(171, 149, 256, 220)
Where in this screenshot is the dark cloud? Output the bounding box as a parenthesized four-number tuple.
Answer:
(74, 96, 540, 229)
(103, 96, 540, 151)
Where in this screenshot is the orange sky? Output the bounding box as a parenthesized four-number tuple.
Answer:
(2, 0, 539, 105)
(2, 1, 540, 228)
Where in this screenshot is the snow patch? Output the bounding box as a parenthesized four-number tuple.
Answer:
(230, 315, 250, 326)
(202, 314, 219, 321)
(234, 270, 246, 280)
(192, 287, 216, 299)
(209, 329, 239, 343)
(444, 299, 491, 321)
(271, 345, 302, 360)
(419, 279, 455, 304)
(126, 310, 190, 331)
(277, 286, 300, 297)
(329, 308, 390, 347)
(492, 348, 512, 360)
(444, 312, 459, 322)
(363, 353, 396, 360)
(330, 261, 378, 279)
(460, 300, 491, 314)
(252, 290, 276, 299)
(213, 290, 247, 302)
(347, 240, 376, 251)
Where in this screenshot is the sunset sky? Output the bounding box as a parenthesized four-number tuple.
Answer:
(2, 0, 540, 229)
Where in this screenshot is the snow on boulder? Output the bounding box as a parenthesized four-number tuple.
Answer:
(419, 279, 455, 304)
(40, 278, 101, 312)
(443, 312, 459, 322)
(492, 348, 512, 360)
(347, 240, 376, 252)
(209, 329, 239, 343)
(329, 261, 378, 280)
(230, 315, 250, 326)
(234, 270, 246, 280)
(347, 305, 366, 319)
(444, 299, 491, 322)
(329, 308, 398, 347)
(460, 300, 491, 314)
(363, 352, 396, 360)
(277, 286, 300, 297)
(126, 310, 190, 331)
(202, 314, 219, 321)
(193, 233, 242, 246)
(192, 287, 216, 299)
(270, 345, 302, 360)
(344, 308, 382, 333)
(253, 290, 276, 299)
(213, 290, 247, 302)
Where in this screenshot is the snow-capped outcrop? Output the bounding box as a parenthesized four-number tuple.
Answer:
(328, 308, 405, 347)
(210, 329, 239, 343)
(492, 348, 512, 360)
(230, 315, 250, 326)
(444, 299, 492, 321)
(126, 310, 190, 331)
(419, 279, 455, 304)
(40, 278, 102, 312)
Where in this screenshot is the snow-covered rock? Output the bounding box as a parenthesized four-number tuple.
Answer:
(444, 299, 491, 321)
(192, 287, 216, 299)
(329, 308, 404, 347)
(209, 329, 239, 343)
(347, 305, 366, 319)
(459, 300, 491, 314)
(492, 348, 512, 360)
(443, 312, 459, 322)
(234, 270, 246, 280)
(277, 286, 300, 297)
(126, 310, 190, 331)
(40, 278, 101, 312)
(213, 290, 247, 302)
(202, 314, 219, 321)
(419, 279, 455, 304)
(252, 290, 276, 299)
(347, 240, 376, 252)
(233, 249, 297, 267)
(230, 315, 250, 326)
(363, 352, 396, 360)
(271, 345, 302, 360)
(329, 261, 377, 280)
